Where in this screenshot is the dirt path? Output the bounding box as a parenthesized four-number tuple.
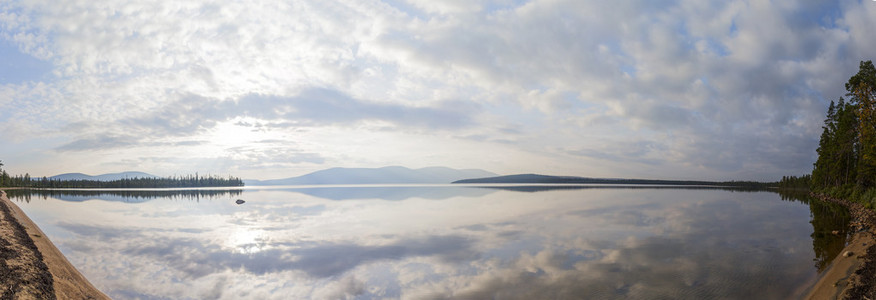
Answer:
(0, 190, 108, 299)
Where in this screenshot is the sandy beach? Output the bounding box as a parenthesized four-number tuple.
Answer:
(0, 190, 108, 299)
(804, 231, 874, 299)
(805, 193, 876, 300)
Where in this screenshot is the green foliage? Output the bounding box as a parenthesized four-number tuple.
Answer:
(0, 161, 16, 187)
(812, 97, 859, 187)
(7, 189, 243, 203)
(811, 60, 876, 190)
(0, 158, 245, 188)
(847, 61, 876, 187)
(0, 170, 244, 188)
(813, 185, 876, 208)
(777, 174, 811, 190)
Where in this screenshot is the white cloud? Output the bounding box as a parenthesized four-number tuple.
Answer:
(0, 0, 872, 180)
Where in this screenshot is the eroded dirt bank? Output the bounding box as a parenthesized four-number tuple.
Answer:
(0, 190, 108, 299)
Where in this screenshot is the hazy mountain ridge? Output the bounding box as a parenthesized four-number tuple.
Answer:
(49, 171, 159, 181)
(246, 166, 497, 185)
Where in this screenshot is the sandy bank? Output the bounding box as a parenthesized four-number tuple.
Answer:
(0, 190, 109, 299)
(805, 193, 876, 300)
(804, 231, 874, 299)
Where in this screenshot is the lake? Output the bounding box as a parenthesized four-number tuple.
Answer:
(7, 186, 849, 299)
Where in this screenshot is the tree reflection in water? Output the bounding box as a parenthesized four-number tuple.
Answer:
(778, 190, 850, 272)
(7, 189, 243, 203)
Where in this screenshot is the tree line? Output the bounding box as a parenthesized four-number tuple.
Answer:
(7, 189, 244, 203)
(0, 161, 244, 188)
(777, 174, 811, 190)
(798, 60, 876, 206)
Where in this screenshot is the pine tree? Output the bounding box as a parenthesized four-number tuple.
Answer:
(813, 100, 837, 186)
(847, 61, 876, 187)
(835, 98, 859, 186)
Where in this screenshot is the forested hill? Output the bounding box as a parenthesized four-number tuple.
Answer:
(247, 166, 496, 185)
(0, 169, 244, 188)
(452, 174, 769, 188)
(29, 175, 245, 188)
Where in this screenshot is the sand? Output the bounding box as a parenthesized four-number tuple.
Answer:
(0, 190, 109, 299)
(804, 231, 874, 299)
(805, 193, 876, 300)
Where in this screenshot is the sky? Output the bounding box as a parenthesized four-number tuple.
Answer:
(0, 0, 874, 181)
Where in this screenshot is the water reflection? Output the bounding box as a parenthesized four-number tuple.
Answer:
(7, 189, 243, 203)
(478, 185, 768, 193)
(6, 186, 491, 202)
(282, 186, 494, 201)
(776, 190, 851, 272)
(5, 185, 773, 203)
(7, 187, 852, 299)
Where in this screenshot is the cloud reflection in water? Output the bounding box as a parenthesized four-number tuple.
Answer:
(11, 187, 825, 299)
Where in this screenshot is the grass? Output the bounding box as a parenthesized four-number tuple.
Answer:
(815, 185, 876, 209)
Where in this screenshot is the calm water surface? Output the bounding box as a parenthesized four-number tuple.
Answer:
(9, 186, 849, 299)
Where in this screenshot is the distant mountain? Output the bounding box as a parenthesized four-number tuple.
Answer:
(49, 171, 159, 181)
(453, 174, 575, 184)
(245, 166, 497, 185)
(453, 174, 770, 188)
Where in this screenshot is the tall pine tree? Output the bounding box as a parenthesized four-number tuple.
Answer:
(812, 61, 876, 189)
(847, 61, 876, 187)
(813, 100, 837, 186)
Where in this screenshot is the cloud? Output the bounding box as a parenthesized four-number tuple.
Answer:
(236, 89, 478, 129)
(55, 134, 138, 151)
(568, 140, 667, 166)
(54, 87, 477, 152)
(286, 235, 477, 277)
(227, 146, 327, 167)
(312, 275, 366, 300)
(64, 226, 480, 279)
(420, 192, 817, 300)
(359, 0, 866, 178)
(1, 0, 874, 179)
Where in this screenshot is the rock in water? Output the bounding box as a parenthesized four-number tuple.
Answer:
(235, 199, 245, 205)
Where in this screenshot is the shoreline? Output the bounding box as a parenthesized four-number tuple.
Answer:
(0, 190, 109, 299)
(805, 193, 876, 299)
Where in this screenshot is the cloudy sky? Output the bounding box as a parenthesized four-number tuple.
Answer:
(0, 0, 874, 181)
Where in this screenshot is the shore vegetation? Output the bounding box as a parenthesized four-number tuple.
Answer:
(804, 61, 876, 208)
(0, 162, 244, 188)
